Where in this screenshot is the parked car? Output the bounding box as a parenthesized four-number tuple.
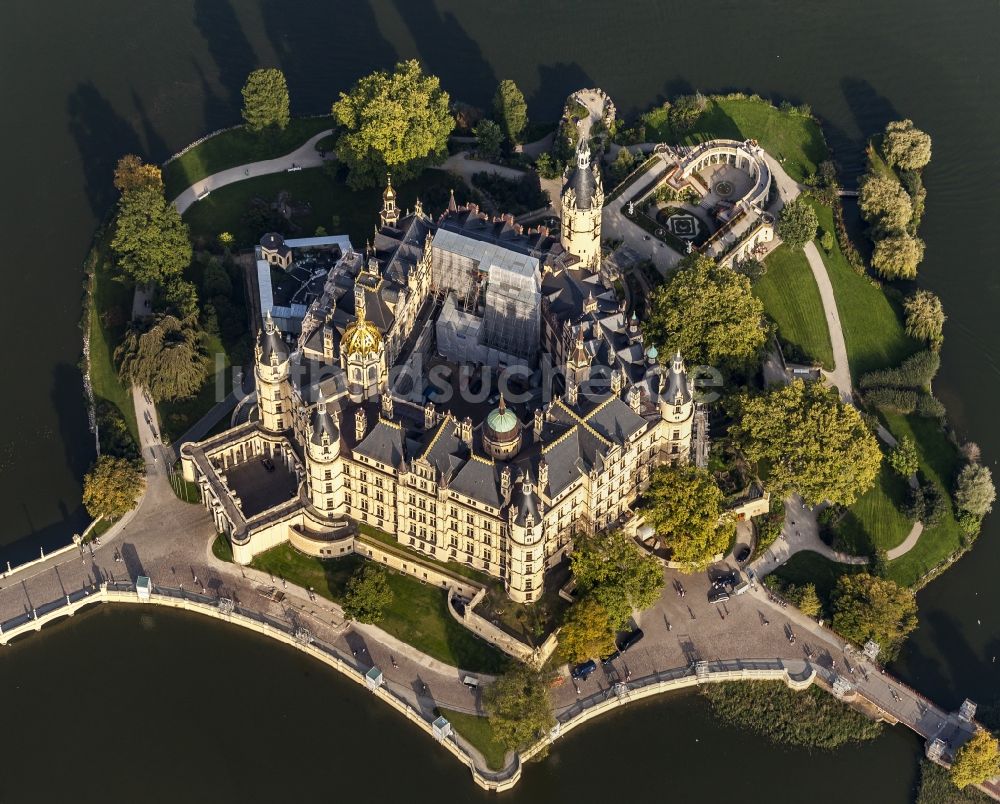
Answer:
(601, 649, 621, 665)
(261, 457, 275, 472)
(735, 545, 751, 563)
(617, 627, 644, 653)
(708, 587, 730, 604)
(571, 659, 597, 681)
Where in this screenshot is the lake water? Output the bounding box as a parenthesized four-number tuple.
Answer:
(1, 1, 997, 800)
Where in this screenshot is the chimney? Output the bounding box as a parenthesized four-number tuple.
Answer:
(322, 322, 334, 361)
(381, 389, 394, 419)
(534, 406, 544, 439)
(355, 408, 367, 441)
(500, 464, 512, 498)
(611, 368, 623, 395)
(424, 402, 436, 430)
(460, 416, 473, 447)
(567, 375, 579, 407)
(538, 458, 549, 492)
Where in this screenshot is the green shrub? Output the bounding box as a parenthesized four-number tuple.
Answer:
(859, 350, 940, 390)
(701, 682, 883, 749)
(915, 393, 946, 419)
(865, 387, 918, 414)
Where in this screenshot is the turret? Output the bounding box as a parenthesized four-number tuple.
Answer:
(306, 392, 342, 515)
(380, 174, 399, 227)
(506, 470, 545, 604)
(255, 310, 291, 432)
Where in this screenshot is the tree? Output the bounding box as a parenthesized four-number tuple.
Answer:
(473, 119, 503, 162)
(115, 314, 210, 401)
(888, 435, 919, 478)
(217, 231, 235, 251)
(332, 60, 453, 188)
(111, 184, 192, 284)
(776, 198, 819, 250)
(570, 531, 664, 626)
(162, 277, 199, 319)
(858, 174, 912, 233)
(534, 152, 560, 180)
(786, 583, 822, 617)
(482, 665, 554, 751)
(342, 564, 394, 623)
(735, 381, 883, 507)
(202, 258, 233, 298)
(557, 596, 617, 663)
(669, 93, 707, 133)
(608, 146, 637, 185)
(492, 79, 528, 145)
(113, 154, 162, 194)
(831, 573, 918, 659)
(644, 254, 767, 370)
(882, 119, 932, 171)
(639, 465, 734, 570)
(954, 463, 996, 518)
(872, 233, 925, 279)
(903, 289, 946, 348)
(950, 730, 1000, 789)
(241, 68, 290, 131)
(82, 455, 144, 521)
(734, 257, 766, 283)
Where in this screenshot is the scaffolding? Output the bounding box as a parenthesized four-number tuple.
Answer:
(481, 257, 541, 362)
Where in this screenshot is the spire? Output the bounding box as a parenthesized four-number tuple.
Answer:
(576, 137, 591, 169)
(447, 187, 458, 212)
(498, 394, 507, 415)
(380, 173, 398, 227)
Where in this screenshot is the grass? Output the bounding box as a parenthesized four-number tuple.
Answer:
(249, 543, 508, 673)
(86, 235, 139, 444)
(641, 97, 828, 183)
(183, 167, 468, 250)
(881, 413, 966, 587)
(754, 244, 834, 369)
(832, 462, 914, 554)
(915, 760, 992, 804)
(808, 199, 920, 377)
(211, 533, 234, 563)
(437, 708, 508, 770)
(163, 117, 335, 200)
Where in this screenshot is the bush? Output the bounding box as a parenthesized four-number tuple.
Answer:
(865, 387, 918, 414)
(859, 350, 940, 391)
(701, 682, 883, 749)
(819, 229, 835, 252)
(753, 499, 785, 558)
(915, 393, 946, 419)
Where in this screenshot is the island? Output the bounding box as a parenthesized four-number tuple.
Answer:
(3, 64, 995, 798)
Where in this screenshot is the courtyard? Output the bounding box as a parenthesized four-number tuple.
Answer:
(223, 456, 299, 518)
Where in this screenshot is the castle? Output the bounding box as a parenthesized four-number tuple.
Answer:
(181, 144, 698, 604)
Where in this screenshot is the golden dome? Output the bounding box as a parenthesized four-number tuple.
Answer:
(342, 310, 383, 357)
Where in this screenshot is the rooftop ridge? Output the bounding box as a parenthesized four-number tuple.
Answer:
(419, 412, 454, 459)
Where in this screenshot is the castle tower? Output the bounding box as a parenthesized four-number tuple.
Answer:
(306, 391, 343, 515)
(255, 310, 291, 432)
(506, 470, 545, 604)
(380, 174, 399, 228)
(340, 299, 386, 403)
(560, 138, 604, 268)
(658, 350, 694, 464)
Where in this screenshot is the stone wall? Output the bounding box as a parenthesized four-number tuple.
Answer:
(448, 587, 559, 668)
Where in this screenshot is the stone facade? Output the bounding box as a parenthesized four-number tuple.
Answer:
(182, 178, 696, 604)
(560, 139, 604, 268)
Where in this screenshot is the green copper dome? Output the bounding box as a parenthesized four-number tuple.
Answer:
(486, 396, 519, 435)
(646, 344, 658, 360)
(487, 407, 519, 434)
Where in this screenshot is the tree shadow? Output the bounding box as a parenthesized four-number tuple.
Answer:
(66, 82, 144, 215)
(130, 90, 169, 162)
(840, 77, 902, 147)
(259, 0, 396, 113)
(388, 0, 496, 106)
(192, 0, 258, 113)
(530, 62, 595, 119)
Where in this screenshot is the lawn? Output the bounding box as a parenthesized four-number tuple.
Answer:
(832, 462, 914, 555)
(182, 166, 468, 250)
(754, 244, 834, 369)
(808, 200, 920, 377)
(86, 233, 139, 444)
(437, 708, 508, 771)
(881, 413, 966, 587)
(249, 543, 508, 673)
(641, 97, 828, 183)
(163, 116, 335, 200)
(357, 524, 495, 587)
